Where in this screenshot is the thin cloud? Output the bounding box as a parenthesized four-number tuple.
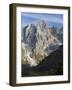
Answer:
(21, 12, 63, 27)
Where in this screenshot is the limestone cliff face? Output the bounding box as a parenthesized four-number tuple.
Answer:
(21, 20, 62, 66)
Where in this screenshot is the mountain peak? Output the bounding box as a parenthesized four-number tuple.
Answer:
(36, 20, 48, 30)
(22, 21, 63, 66)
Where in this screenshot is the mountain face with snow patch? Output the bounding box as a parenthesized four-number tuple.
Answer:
(21, 20, 63, 67)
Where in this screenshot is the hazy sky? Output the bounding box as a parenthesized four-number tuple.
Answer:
(21, 12, 63, 28)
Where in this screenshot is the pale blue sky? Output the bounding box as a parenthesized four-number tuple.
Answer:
(21, 12, 63, 28)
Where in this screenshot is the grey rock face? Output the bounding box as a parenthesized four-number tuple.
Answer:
(21, 20, 63, 66)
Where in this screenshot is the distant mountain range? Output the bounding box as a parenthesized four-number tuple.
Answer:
(21, 20, 63, 66)
(48, 22, 63, 29)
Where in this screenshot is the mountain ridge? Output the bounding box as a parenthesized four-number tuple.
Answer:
(21, 20, 63, 66)
(22, 45, 63, 77)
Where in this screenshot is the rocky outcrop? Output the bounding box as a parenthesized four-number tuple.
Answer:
(21, 20, 63, 66)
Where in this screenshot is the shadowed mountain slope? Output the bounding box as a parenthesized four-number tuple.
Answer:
(22, 45, 63, 77)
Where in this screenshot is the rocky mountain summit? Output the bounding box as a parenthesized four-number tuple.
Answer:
(21, 20, 63, 66)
